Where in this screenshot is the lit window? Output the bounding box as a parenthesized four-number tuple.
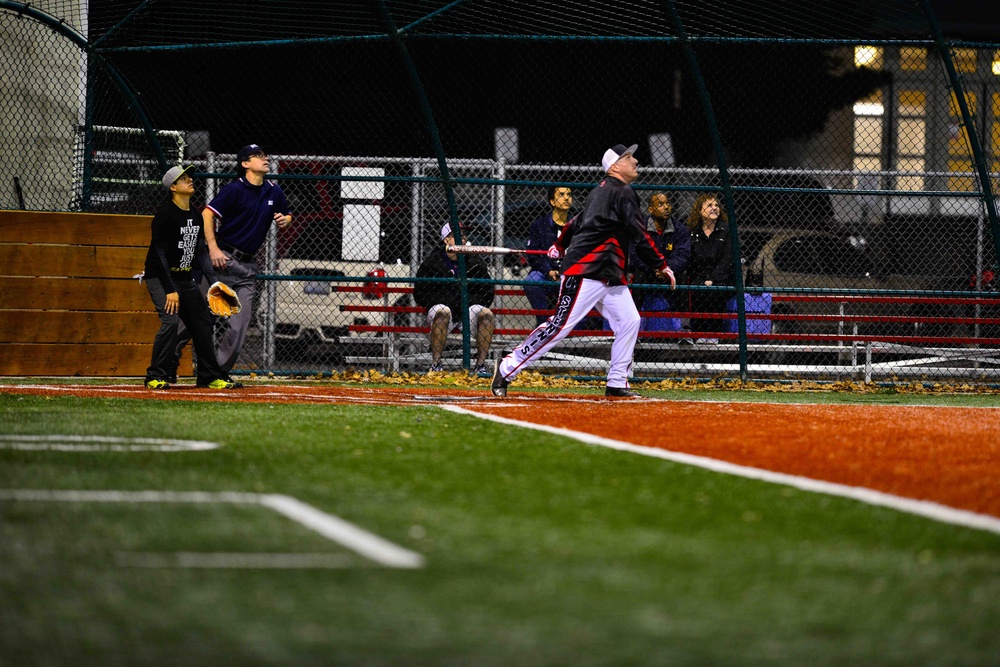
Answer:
(947, 159, 974, 192)
(993, 50, 1000, 76)
(853, 156, 882, 190)
(853, 90, 884, 116)
(953, 47, 977, 73)
(853, 84, 886, 197)
(898, 119, 926, 154)
(894, 90, 927, 192)
(896, 157, 925, 192)
(899, 47, 927, 71)
(854, 117, 883, 153)
(855, 45, 882, 69)
(992, 93, 1000, 160)
(896, 90, 926, 116)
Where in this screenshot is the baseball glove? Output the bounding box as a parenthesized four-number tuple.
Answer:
(207, 281, 242, 317)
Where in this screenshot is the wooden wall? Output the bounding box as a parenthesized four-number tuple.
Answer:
(0, 210, 192, 376)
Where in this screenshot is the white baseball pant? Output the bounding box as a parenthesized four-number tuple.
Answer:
(497, 275, 640, 389)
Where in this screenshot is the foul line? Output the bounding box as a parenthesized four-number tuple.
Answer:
(0, 489, 424, 569)
(0, 435, 219, 452)
(114, 552, 356, 569)
(441, 405, 1000, 536)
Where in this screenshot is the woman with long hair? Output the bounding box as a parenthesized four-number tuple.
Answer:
(684, 193, 734, 342)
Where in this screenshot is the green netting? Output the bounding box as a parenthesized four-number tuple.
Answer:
(2, 0, 999, 384)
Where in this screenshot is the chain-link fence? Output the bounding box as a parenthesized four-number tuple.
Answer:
(3, 0, 999, 383)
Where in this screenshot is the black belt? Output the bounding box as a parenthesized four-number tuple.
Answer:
(219, 241, 255, 262)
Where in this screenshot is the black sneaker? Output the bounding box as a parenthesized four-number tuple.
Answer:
(470, 363, 489, 377)
(491, 358, 509, 397)
(605, 386, 641, 398)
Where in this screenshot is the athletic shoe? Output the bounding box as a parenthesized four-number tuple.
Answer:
(471, 363, 489, 377)
(144, 379, 169, 390)
(605, 386, 641, 398)
(428, 361, 444, 373)
(678, 338, 695, 346)
(198, 378, 243, 389)
(490, 358, 509, 397)
(701, 338, 719, 345)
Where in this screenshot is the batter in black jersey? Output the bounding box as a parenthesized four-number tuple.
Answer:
(492, 143, 674, 398)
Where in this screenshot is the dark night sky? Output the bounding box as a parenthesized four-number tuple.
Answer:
(94, 0, 1000, 169)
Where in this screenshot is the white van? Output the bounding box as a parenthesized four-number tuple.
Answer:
(273, 259, 412, 362)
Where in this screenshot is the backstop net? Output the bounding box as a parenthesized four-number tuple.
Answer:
(2, 0, 999, 384)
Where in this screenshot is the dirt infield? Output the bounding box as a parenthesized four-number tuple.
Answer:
(3, 383, 999, 518)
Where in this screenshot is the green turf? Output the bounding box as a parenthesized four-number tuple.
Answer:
(1, 392, 999, 666)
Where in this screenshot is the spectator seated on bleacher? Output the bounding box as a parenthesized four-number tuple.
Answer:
(524, 186, 573, 325)
(413, 223, 496, 375)
(684, 193, 733, 344)
(631, 192, 691, 333)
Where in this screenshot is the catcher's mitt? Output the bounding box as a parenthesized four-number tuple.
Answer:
(207, 281, 242, 317)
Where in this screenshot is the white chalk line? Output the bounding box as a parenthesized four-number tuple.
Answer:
(441, 404, 1000, 536)
(0, 489, 424, 569)
(0, 435, 219, 452)
(0, 384, 411, 406)
(114, 551, 357, 569)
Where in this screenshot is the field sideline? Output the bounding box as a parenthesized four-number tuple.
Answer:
(1, 380, 999, 665)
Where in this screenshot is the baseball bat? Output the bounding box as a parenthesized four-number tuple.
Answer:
(447, 244, 548, 256)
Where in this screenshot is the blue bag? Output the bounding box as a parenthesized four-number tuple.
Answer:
(725, 293, 772, 334)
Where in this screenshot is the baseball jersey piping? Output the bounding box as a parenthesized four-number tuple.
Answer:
(505, 277, 585, 378)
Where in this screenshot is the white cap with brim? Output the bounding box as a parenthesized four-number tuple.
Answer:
(601, 143, 638, 173)
(442, 222, 467, 240)
(162, 164, 195, 189)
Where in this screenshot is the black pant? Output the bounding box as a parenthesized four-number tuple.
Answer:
(689, 290, 730, 334)
(145, 277, 227, 385)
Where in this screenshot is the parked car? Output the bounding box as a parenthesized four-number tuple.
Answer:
(272, 208, 412, 363)
(273, 259, 412, 363)
(742, 229, 935, 336)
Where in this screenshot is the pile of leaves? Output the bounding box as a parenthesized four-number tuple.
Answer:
(250, 369, 1000, 395)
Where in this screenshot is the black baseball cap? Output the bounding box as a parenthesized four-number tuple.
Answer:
(237, 143, 267, 163)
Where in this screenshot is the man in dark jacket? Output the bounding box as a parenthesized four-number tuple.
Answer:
(524, 185, 573, 324)
(491, 143, 673, 398)
(414, 223, 496, 374)
(630, 192, 691, 331)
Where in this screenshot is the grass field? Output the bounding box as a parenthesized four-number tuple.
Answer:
(2, 385, 1000, 666)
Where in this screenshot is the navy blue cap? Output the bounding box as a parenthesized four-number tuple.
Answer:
(237, 143, 267, 163)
